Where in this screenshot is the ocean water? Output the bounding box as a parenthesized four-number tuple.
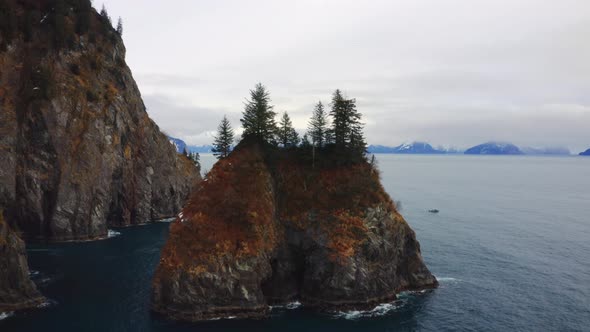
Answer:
(2, 154, 590, 332)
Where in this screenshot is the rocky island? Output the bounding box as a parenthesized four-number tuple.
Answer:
(0, 0, 199, 311)
(152, 87, 437, 321)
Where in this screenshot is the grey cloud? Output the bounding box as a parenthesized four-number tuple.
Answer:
(101, 0, 590, 151)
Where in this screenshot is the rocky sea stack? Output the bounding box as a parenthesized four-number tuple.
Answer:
(0, 0, 201, 242)
(152, 140, 437, 321)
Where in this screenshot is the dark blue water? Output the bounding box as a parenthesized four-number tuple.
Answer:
(2, 155, 590, 331)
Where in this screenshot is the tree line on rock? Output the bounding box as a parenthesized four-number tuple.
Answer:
(210, 83, 367, 164)
(0, 0, 123, 51)
(181, 149, 200, 166)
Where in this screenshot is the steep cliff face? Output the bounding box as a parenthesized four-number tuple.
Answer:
(0, 1, 201, 241)
(0, 211, 45, 311)
(152, 142, 437, 321)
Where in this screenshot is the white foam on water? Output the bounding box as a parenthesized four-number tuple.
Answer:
(436, 276, 461, 282)
(37, 299, 57, 308)
(0, 311, 14, 321)
(333, 302, 401, 320)
(156, 217, 176, 223)
(285, 301, 302, 309)
(270, 301, 303, 311)
(207, 315, 237, 321)
(38, 277, 52, 285)
(107, 229, 121, 238)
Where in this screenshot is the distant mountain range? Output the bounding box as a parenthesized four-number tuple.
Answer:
(369, 141, 576, 156)
(168, 136, 213, 153)
(464, 142, 524, 155)
(520, 146, 571, 155)
(187, 145, 213, 153)
(171, 135, 580, 156)
(368, 142, 445, 154)
(168, 137, 187, 153)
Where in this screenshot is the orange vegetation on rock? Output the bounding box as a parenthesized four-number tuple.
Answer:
(152, 141, 437, 322)
(160, 143, 278, 271)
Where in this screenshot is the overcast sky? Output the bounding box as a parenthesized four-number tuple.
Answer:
(98, 0, 590, 151)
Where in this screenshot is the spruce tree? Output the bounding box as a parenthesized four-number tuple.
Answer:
(328, 89, 366, 161)
(308, 101, 328, 148)
(240, 83, 278, 144)
(189, 152, 200, 166)
(212, 115, 234, 159)
(329, 89, 348, 147)
(277, 112, 299, 148)
(116, 17, 123, 36)
(100, 5, 112, 28)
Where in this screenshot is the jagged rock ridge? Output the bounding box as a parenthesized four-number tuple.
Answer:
(152, 141, 437, 321)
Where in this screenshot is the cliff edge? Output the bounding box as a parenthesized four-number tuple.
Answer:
(0, 0, 201, 242)
(152, 141, 437, 321)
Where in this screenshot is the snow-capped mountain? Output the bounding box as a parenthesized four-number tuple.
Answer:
(168, 136, 187, 153)
(368, 142, 445, 154)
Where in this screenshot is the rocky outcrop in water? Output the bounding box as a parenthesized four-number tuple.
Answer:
(152, 141, 437, 321)
(0, 211, 45, 311)
(0, 0, 201, 242)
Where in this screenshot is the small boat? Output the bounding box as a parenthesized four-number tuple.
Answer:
(428, 209, 439, 213)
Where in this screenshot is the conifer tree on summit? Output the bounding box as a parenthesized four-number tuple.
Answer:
(116, 17, 123, 36)
(240, 83, 278, 144)
(212, 115, 234, 159)
(277, 112, 300, 148)
(308, 101, 328, 148)
(328, 89, 366, 161)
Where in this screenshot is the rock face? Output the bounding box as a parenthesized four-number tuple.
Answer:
(152, 141, 437, 321)
(0, 211, 45, 311)
(0, 1, 201, 242)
